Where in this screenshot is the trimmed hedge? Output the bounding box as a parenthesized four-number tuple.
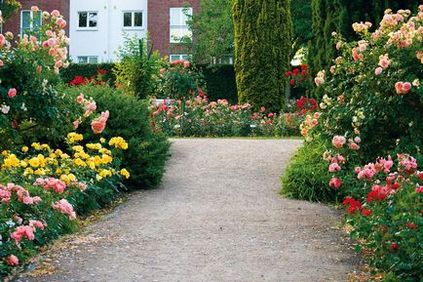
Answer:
(199, 64, 238, 103)
(60, 63, 116, 85)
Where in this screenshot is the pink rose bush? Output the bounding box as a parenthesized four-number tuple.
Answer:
(286, 6, 423, 279)
(0, 6, 73, 149)
(150, 95, 302, 137)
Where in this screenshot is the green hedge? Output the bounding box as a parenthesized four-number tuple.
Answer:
(199, 64, 238, 103)
(60, 63, 116, 85)
(62, 63, 238, 103)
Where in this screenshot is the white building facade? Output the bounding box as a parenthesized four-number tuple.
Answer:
(69, 0, 148, 63)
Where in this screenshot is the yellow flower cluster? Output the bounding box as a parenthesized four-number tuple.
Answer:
(0, 135, 130, 184)
(67, 132, 84, 144)
(108, 137, 128, 150)
(120, 168, 130, 179)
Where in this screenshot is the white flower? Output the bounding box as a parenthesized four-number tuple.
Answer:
(6, 219, 15, 227)
(1, 104, 10, 114)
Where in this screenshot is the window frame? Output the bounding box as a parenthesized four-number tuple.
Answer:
(77, 11, 99, 30)
(169, 54, 190, 62)
(77, 56, 99, 64)
(122, 10, 144, 30)
(20, 10, 43, 37)
(169, 7, 193, 43)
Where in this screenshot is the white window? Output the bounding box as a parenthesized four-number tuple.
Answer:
(78, 12, 98, 29)
(21, 10, 42, 37)
(77, 56, 98, 64)
(123, 11, 143, 29)
(169, 54, 190, 62)
(170, 7, 192, 43)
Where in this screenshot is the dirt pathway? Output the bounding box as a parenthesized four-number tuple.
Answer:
(19, 139, 357, 282)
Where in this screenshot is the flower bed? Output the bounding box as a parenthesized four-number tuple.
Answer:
(0, 6, 169, 277)
(150, 96, 303, 137)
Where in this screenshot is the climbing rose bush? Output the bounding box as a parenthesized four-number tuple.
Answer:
(307, 6, 423, 162)
(299, 6, 423, 280)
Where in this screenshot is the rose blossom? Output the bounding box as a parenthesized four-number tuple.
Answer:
(329, 163, 341, 172)
(8, 88, 17, 98)
(91, 110, 109, 134)
(329, 177, 342, 189)
(51, 10, 61, 17)
(395, 82, 412, 95)
(6, 255, 19, 266)
(374, 67, 383, 75)
(332, 135, 346, 149)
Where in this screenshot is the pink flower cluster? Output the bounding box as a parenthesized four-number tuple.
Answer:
(394, 81, 412, 95)
(332, 135, 346, 149)
(356, 156, 393, 181)
(33, 177, 67, 193)
(398, 154, 417, 174)
(10, 220, 45, 245)
(170, 59, 191, 69)
(0, 183, 42, 205)
(91, 110, 109, 134)
(11, 226, 34, 244)
(52, 199, 76, 220)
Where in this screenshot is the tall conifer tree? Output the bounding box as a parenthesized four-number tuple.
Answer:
(232, 0, 292, 112)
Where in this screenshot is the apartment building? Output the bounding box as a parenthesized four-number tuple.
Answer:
(3, 0, 199, 63)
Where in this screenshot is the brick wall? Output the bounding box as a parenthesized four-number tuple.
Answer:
(3, 0, 69, 36)
(148, 0, 200, 57)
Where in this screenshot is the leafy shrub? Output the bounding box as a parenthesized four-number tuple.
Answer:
(281, 138, 334, 202)
(114, 37, 164, 99)
(156, 59, 206, 100)
(64, 85, 170, 188)
(150, 96, 302, 137)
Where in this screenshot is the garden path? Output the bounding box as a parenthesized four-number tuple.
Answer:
(20, 139, 358, 282)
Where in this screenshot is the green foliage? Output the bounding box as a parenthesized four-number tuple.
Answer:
(60, 63, 116, 86)
(187, 0, 234, 64)
(114, 37, 164, 99)
(0, 0, 21, 21)
(291, 0, 312, 50)
(199, 64, 237, 103)
(232, 0, 292, 112)
(64, 85, 170, 188)
(281, 139, 335, 202)
(157, 60, 205, 100)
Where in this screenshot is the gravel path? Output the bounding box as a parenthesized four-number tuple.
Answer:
(19, 139, 358, 282)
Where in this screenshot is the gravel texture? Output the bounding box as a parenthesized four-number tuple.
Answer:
(18, 139, 358, 282)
